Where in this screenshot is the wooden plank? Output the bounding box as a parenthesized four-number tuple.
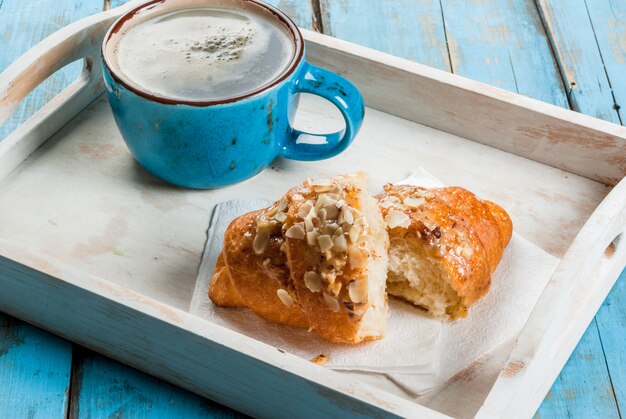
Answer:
(536, 0, 622, 124)
(439, 0, 568, 107)
(595, 268, 626, 413)
(69, 347, 241, 418)
(0, 314, 73, 418)
(585, 0, 626, 123)
(319, 0, 451, 71)
(534, 319, 621, 418)
(0, 0, 103, 140)
(109, 0, 317, 29)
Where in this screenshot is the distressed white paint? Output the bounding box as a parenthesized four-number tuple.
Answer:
(0, 5, 624, 418)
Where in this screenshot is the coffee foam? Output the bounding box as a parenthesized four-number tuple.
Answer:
(111, 7, 295, 101)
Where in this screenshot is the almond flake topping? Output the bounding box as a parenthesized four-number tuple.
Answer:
(298, 202, 314, 219)
(339, 206, 354, 225)
(273, 211, 287, 222)
(285, 223, 305, 239)
(348, 280, 368, 303)
(323, 293, 340, 312)
(333, 234, 348, 252)
(306, 230, 319, 246)
(403, 197, 425, 208)
(253, 229, 270, 254)
(277, 289, 294, 307)
(304, 271, 322, 292)
(318, 235, 334, 253)
(385, 210, 411, 229)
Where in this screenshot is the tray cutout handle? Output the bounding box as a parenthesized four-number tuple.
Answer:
(0, 2, 143, 182)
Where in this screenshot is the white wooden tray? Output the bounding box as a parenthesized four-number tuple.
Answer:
(1, 2, 625, 417)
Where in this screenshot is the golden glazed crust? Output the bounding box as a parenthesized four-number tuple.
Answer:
(209, 174, 385, 343)
(377, 184, 512, 318)
(214, 202, 310, 328)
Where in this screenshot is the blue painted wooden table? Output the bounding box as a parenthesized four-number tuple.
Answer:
(1, 0, 625, 417)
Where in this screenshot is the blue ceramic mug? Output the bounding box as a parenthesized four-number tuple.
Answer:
(101, 0, 364, 189)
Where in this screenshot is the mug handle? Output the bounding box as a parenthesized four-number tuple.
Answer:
(279, 62, 364, 161)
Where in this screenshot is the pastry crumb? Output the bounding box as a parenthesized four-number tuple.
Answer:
(311, 354, 328, 365)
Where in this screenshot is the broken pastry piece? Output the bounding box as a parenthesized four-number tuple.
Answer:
(209, 173, 389, 344)
(376, 184, 513, 319)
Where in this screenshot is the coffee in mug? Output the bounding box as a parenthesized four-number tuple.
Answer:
(102, 0, 365, 189)
(111, 7, 295, 101)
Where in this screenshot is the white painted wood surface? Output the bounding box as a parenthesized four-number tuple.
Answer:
(0, 5, 624, 418)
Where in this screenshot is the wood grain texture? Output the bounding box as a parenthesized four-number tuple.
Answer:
(585, 0, 626, 123)
(319, 0, 451, 71)
(0, 0, 103, 140)
(69, 348, 242, 418)
(534, 319, 621, 418)
(595, 268, 626, 414)
(440, 0, 568, 107)
(536, 0, 622, 124)
(0, 314, 73, 419)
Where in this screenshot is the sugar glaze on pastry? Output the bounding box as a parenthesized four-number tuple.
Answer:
(377, 184, 512, 319)
(210, 173, 389, 343)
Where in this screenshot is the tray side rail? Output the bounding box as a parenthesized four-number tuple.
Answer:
(303, 30, 626, 186)
(478, 177, 626, 418)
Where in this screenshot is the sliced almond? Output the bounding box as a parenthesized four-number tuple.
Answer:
(324, 205, 339, 220)
(276, 198, 288, 213)
(291, 194, 304, 202)
(285, 223, 305, 239)
(252, 230, 270, 254)
(273, 211, 287, 223)
(306, 230, 319, 246)
(315, 194, 336, 209)
(379, 195, 400, 208)
(348, 280, 368, 303)
(335, 199, 346, 208)
(323, 293, 340, 312)
(348, 248, 367, 269)
(304, 216, 315, 232)
(298, 202, 314, 219)
(262, 258, 271, 266)
(348, 224, 361, 244)
(304, 271, 322, 292)
(333, 234, 348, 252)
(318, 235, 334, 253)
(318, 208, 327, 223)
(277, 289, 294, 307)
(404, 197, 425, 208)
(324, 222, 339, 235)
(310, 179, 333, 192)
(340, 206, 354, 225)
(385, 210, 411, 229)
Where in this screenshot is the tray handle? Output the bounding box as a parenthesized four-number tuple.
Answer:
(0, 1, 143, 181)
(479, 177, 626, 418)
